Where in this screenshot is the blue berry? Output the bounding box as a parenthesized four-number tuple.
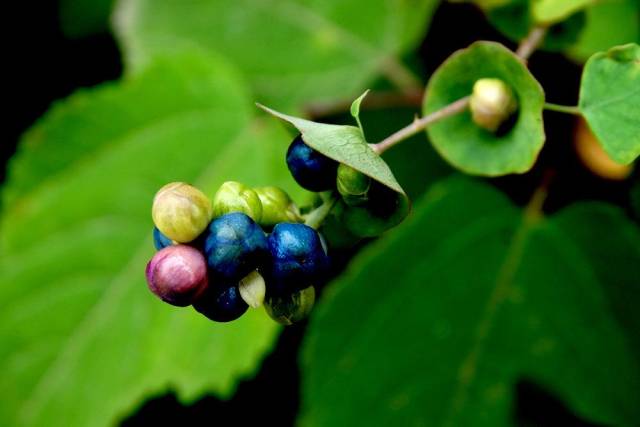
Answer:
(203, 212, 268, 282)
(153, 226, 173, 250)
(193, 284, 248, 322)
(266, 223, 329, 295)
(286, 135, 337, 192)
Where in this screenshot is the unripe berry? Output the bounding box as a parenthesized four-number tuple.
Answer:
(193, 284, 248, 322)
(145, 245, 208, 307)
(336, 164, 371, 206)
(264, 285, 315, 325)
(212, 181, 263, 221)
(341, 183, 410, 238)
(254, 186, 301, 227)
(203, 212, 269, 282)
(238, 270, 266, 308)
(286, 135, 338, 192)
(265, 223, 329, 296)
(469, 78, 518, 132)
(152, 182, 212, 243)
(153, 226, 173, 250)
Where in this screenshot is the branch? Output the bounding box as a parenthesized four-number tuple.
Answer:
(516, 26, 548, 60)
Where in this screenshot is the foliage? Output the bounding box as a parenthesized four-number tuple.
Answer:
(2, 0, 640, 426)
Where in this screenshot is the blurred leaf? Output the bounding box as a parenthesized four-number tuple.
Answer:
(0, 52, 306, 427)
(258, 104, 405, 195)
(532, 0, 594, 24)
(579, 43, 640, 164)
(113, 0, 439, 109)
(632, 179, 640, 221)
(488, 0, 586, 51)
(301, 177, 640, 426)
(60, 0, 114, 38)
(567, 0, 640, 63)
(448, 0, 513, 10)
(423, 42, 545, 176)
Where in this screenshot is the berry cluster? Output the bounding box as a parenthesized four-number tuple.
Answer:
(145, 134, 408, 324)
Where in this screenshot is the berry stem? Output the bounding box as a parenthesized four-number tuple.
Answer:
(543, 103, 582, 115)
(371, 96, 470, 155)
(304, 193, 339, 230)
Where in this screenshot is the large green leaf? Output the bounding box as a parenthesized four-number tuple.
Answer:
(579, 43, 640, 165)
(567, 0, 640, 63)
(0, 53, 305, 427)
(113, 0, 439, 109)
(301, 177, 640, 426)
(423, 42, 545, 176)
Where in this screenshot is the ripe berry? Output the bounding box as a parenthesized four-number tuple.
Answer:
(286, 135, 337, 192)
(193, 284, 248, 322)
(153, 226, 173, 250)
(203, 212, 268, 282)
(152, 182, 212, 243)
(145, 245, 208, 307)
(266, 223, 329, 296)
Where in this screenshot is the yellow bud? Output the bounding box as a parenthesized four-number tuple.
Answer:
(152, 182, 212, 243)
(470, 78, 518, 132)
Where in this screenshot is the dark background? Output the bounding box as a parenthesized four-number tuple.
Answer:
(6, 1, 628, 425)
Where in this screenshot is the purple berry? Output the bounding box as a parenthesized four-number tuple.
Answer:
(145, 245, 208, 307)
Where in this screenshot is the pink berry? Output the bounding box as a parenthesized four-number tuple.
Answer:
(145, 245, 208, 306)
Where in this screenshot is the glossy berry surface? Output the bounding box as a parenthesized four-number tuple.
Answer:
(203, 212, 268, 282)
(153, 227, 173, 250)
(266, 223, 329, 295)
(193, 284, 248, 322)
(152, 182, 212, 243)
(286, 135, 337, 192)
(145, 245, 208, 307)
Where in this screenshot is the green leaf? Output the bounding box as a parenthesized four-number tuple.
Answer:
(350, 90, 369, 134)
(566, 0, 640, 63)
(113, 0, 439, 109)
(579, 43, 640, 164)
(258, 104, 405, 195)
(423, 42, 545, 176)
(0, 52, 305, 427)
(301, 177, 640, 426)
(532, 0, 594, 24)
(488, 0, 586, 51)
(60, 0, 114, 38)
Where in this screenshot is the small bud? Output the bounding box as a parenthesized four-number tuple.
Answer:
(145, 245, 208, 307)
(470, 78, 518, 132)
(238, 270, 266, 308)
(264, 285, 315, 325)
(212, 181, 263, 222)
(254, 186, 301, 226)
(152, 182, 212, 243)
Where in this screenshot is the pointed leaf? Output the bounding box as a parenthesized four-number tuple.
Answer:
(258, 104, 405, 195)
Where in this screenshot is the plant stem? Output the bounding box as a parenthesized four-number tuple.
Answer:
(516, 26, 548, 60)
(371, 96, 470, 155)
(305, 89, 423, 119)
(544, 103, 582, 115)
(304, 193, 339, 230)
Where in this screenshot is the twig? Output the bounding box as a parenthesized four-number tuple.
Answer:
(371, 96, 470, 155)
(516, 26, 548, 60)
(305, 89, 423, 119)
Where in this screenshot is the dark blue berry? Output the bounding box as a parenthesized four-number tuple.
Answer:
(286, 135, 337, 192)
(193, 284, 248, 322)
(203, 212, 268, 282)
(266, 223, 329, 295)
(153, 227, 173, 250)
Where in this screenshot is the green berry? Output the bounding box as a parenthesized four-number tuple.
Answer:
(212, 181, 263, 221)
(264, 285, 316, 325)
(152, 182, 212, 243)
(336, 164, 371, 206)
(469, 78, 518, 132)
(254, 186, 301, 226)
(341, 183, 410, 238)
